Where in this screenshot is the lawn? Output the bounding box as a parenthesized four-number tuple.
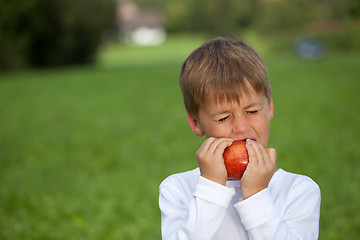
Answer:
(0, 35, 359, 239)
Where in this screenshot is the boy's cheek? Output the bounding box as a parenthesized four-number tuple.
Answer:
(207, 126, 233, 139)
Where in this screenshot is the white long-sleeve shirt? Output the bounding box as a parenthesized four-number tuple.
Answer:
(159, 168, 321, 240)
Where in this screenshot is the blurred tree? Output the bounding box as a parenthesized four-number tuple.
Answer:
(0, 0, 115, 70)
(187, 0, 259, 36)
(165, 1, 191, 32)
(347, 0, 360, 18)
(136, 0, 165, 10)
(135, 0, 259, 36)
(254, 0, 313, 34)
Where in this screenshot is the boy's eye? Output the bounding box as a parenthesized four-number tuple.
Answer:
(218, 116, 229, 122)
(246, 110, 258, 114)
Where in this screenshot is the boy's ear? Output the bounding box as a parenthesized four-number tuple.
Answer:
(187, 112, 204, 137)
(269, 99, 274, 120)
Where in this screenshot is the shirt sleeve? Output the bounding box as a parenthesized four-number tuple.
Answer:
(159, 176, 235, 240)
(234, 177, 321, 240)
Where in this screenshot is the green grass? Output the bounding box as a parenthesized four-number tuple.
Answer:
(1, 35, 359, 239)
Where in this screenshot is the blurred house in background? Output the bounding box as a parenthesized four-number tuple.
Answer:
(117, 0, 166, 46)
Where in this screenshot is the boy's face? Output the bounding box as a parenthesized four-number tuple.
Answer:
(187, 85, 274, 148)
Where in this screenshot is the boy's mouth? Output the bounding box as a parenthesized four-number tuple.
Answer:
(236, 138, 256, 142)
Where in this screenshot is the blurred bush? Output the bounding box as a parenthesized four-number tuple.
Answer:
(0, 0, 115, 70)
(137, 0, 360, 53)
(315, 22, 360, 51)
(252, 0, 360, 53)
(162, 0, 257, 35)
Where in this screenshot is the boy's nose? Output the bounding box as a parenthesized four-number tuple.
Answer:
(232, 116, 251, 135)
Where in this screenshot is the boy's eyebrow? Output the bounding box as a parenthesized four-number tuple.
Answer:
(244, 102, 264, 109)
(211, 102, 264, 116)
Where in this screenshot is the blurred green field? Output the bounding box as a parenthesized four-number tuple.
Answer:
(1, 35, 360, 239)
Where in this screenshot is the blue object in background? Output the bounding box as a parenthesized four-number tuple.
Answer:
(294, 37, 326, 59)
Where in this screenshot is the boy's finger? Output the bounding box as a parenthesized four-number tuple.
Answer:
(246, 139, 258, 164)
(215, 139, 233, 155)
(201, 137, 216, 151)
(211, 138, 233, 155)
(266, 148, 277, 167)
(197, 137, 216, 159)
(249, 140, 265, 164)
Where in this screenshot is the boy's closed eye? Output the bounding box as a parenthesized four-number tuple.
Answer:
(246, 110, 258, 114)
(218, 115, 230, 122)
(216, 109, 259, 122)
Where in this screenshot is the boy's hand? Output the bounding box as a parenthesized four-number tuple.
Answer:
(196, 137, 234, 186)
(240, 139, 277, 199)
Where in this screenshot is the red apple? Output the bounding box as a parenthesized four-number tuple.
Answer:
(223, 140, 249, 180)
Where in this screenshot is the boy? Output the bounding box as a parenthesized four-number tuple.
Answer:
(159, 38, 321, 239)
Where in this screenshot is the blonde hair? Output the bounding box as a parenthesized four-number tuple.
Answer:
(179, 37, 272, 117)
